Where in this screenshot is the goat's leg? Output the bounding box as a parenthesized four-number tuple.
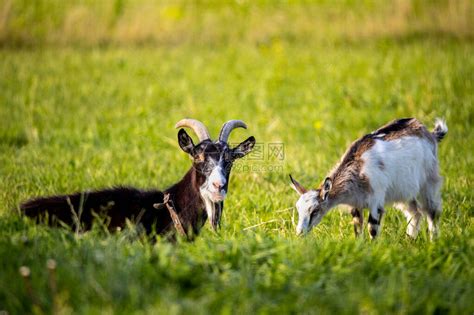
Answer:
(350, 208, 364, 237)
(368, 206, 384, 239)
(395, 200, 422, 238)
(420, 179, 442, 240)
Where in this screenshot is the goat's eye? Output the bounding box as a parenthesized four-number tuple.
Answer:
(309, 207, 318, 216)
(203, 164, 214, 173)
(194, 153, 205, 163)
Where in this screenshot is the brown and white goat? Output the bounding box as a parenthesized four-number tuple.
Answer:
(20, 119, 255, 238)
(290, 118, 448, 240)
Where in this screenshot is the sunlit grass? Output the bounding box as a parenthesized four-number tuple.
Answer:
(0, 1, 473, 47)
(0, 28, 473, 315)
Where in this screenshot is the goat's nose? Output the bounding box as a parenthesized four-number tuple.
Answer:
(296, 226, 305, 236)
(212, 181, 223, 190)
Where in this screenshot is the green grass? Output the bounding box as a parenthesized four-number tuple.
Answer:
(1, 32, 473, 315)
(2, 0, 473, 48)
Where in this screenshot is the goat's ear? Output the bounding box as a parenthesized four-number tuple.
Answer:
(289, 174, 308, 195)
(177, 129, 195, 155)
(321, 177, 332, 201)
(231, 136, 255, 159)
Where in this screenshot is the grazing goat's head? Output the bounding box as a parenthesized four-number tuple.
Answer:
(289, 175, 332, 235)
(176, 119, 255, 229)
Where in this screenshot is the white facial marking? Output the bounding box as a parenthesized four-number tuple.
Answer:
(295, 191, 319, 235)
(201, 155, 228, 203)
(199, 152, 229, 229)
(209, 165, 226, 190)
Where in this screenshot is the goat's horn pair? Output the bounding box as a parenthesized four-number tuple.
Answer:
(175, 119, 248, 143)
(219, 120, 247, 143)
(175, 119, 211, 142)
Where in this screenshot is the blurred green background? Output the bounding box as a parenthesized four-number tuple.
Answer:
(0, 1, 473, 314)
(0, 0, 472, 47)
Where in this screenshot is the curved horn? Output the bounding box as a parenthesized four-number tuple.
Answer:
(218, 120, 247, 143)
(175, 119, 211, 142)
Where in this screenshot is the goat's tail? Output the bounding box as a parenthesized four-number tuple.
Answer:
(432, 118, 448, 143)
(20, 194, 81, 227)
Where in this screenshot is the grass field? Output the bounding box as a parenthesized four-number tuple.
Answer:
(1, 1, 473, 314)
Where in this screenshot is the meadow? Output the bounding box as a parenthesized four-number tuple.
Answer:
(0, 1, 473, 314)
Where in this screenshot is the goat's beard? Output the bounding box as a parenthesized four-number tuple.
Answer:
(200, 186, 225, 230)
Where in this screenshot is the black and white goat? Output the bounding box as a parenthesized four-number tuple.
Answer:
(20, 119, 255, 238)
(290, 118, 448, 240)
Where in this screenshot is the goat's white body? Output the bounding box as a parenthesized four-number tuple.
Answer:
(292, 118, 446, 239)
(356, 136, 442, 239)
(361, 136, 438, 206)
